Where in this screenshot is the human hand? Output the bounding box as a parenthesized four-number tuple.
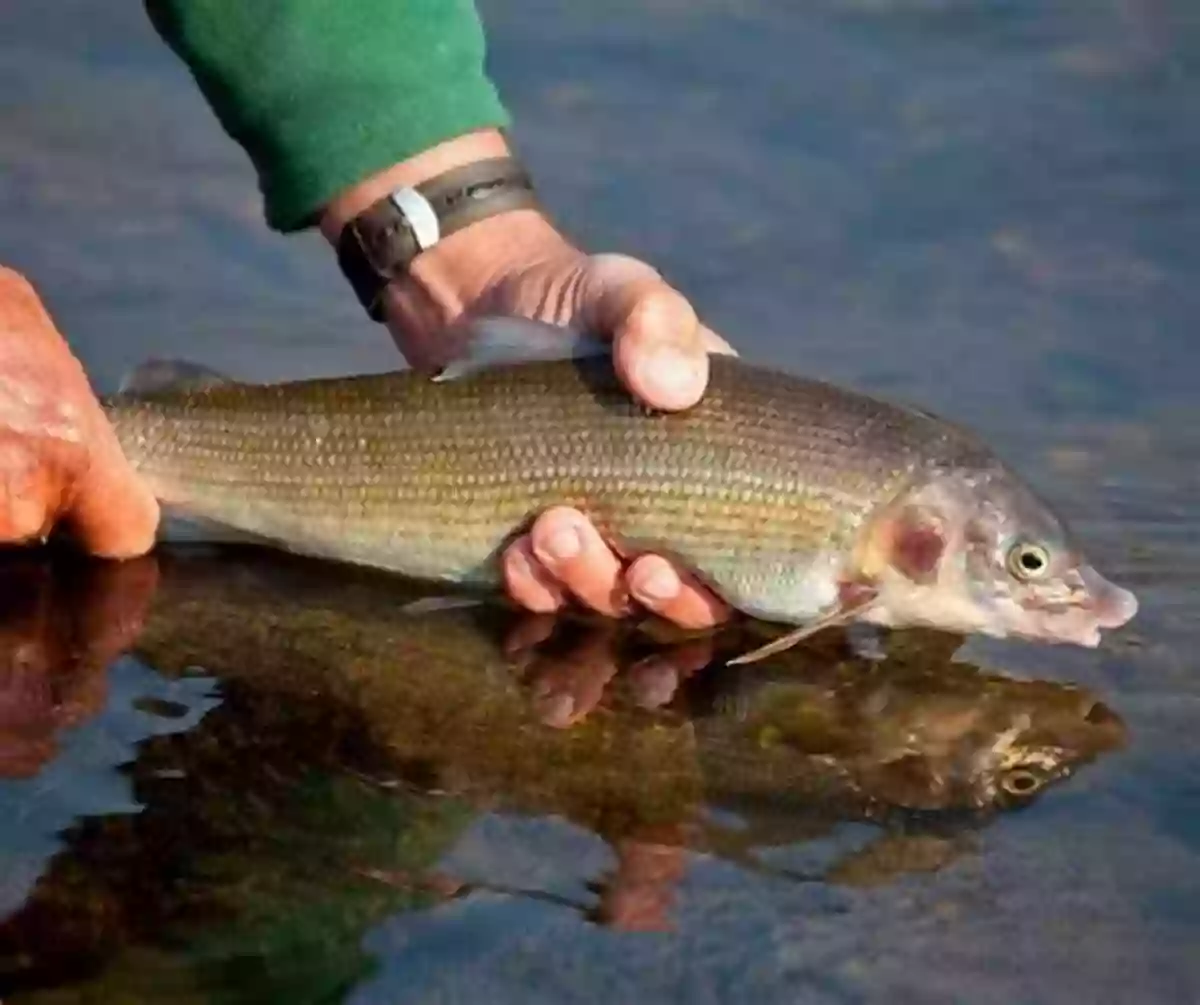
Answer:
(320, 131, 734, 629)
(0, 267, 159, 556)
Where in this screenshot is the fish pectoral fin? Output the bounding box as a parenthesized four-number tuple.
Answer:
(431, 316, 611, 382)
(727, 588, 880, 666)
(118, 359, 237, 397)
(724, 618, 838, 666)
(397, 595, 487, 616)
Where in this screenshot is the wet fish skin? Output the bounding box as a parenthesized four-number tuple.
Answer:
(102, 357, 968, 609)
(102, 332, 1137, 648)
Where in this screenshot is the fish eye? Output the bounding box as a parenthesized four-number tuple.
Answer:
(1006, 541, 1051, 581)
(1000, 768, 1045, 798)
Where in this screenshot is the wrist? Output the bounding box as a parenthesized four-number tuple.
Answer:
(320, 130, 582, 342)
(318, 128, 512, 240)
(378, 208, 581, 369)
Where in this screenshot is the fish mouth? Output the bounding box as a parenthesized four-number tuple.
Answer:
(1083, 700, 1123, 728)
(1080, 565, 1139, 630)
(1042, 571, 1138, 647)
(1062, 565, 1138, 647)
(1002, 567, 1138, 648)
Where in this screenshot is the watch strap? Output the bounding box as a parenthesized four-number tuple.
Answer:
(336, 156, 540, 321)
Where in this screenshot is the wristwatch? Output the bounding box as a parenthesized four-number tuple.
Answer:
(335, 155, 541, 321)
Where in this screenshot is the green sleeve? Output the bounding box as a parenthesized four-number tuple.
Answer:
(144, 0, 511, 233)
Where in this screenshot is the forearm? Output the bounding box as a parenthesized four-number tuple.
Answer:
(144, 0, 511, 233)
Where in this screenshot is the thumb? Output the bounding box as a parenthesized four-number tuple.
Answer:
(578, 254, 733, 412)
(65, 415, 160, 559)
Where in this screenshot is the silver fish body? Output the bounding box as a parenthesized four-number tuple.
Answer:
(103, 327, 1137, 649)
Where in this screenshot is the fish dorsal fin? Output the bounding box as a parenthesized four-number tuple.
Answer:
(432, 316, 610, 382)
(118, 358, 236, 397)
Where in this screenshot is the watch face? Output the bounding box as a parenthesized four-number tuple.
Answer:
(390, 187, 442, 252)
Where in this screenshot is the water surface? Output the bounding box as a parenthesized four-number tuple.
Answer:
(0, 1, 1197, 1002)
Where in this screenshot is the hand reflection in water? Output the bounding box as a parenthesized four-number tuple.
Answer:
(498, 615, 705, 929)
(503, 612, 717, 728)
(587, 828, 690, 933)
(0, 555, 159, 777)
(382, 828, 692, 933)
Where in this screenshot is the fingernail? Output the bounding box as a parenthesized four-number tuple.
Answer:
(2, 494, 47, 542)
(635, 563, 681, 603)
(544, 525, 583, 563)
(540, 693, 577, 728)
(508, 544, 543, 583)
(631, 658, 679, 709)
(635, 347, 703, 408)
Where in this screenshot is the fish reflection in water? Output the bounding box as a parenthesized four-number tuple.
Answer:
(0, 547, 1126, 988)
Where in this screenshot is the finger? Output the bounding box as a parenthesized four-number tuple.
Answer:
(77, 555, 161, 665)
(579, 254, 709, 412)
(54, 557, 160, 730)
(663, 637, 719, 676)
(628, 636, 717, 709)
(615, 288, 707, 413)
(628, 658, 681, 709)
(502, 536, 568, 614)
(0, 437, 56, 543)
(596, 839, 687, 933)
(529, 506, 630, 617)
(0, 559, 64, 778)
(501, 611, 559, 659)
(63, 408, 160, 559)
(527, 629, 620, 728)
(625, 554, 731, 629)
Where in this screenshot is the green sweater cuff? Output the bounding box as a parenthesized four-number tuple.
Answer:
(145, 0, 511, 233)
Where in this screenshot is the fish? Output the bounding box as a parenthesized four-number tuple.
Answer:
(102, 318, 1138, 659)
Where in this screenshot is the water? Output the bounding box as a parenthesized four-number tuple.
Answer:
(0, 0, 1197, 1001)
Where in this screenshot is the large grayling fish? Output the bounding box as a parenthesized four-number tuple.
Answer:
(104, 319, 1138, 661)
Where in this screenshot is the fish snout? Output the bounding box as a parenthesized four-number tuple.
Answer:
(1080, 565, 1139, 630)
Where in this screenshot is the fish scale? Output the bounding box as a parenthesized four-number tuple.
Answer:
(104, 353, 987, 622)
